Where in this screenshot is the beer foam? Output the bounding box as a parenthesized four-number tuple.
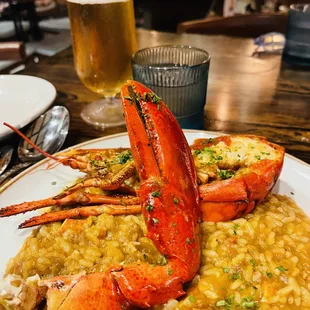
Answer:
(67, 0, 128, 3)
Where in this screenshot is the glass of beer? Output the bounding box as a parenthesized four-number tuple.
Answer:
(67, 0, 137, 128)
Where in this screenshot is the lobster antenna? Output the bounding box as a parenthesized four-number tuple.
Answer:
(3, 122, 60, 162)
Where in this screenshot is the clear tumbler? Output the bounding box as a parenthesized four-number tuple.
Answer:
(132, 45, 210, 129)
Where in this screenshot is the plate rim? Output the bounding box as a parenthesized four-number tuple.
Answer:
(1, 129, 309, 194)
(0, 74, 57, 138)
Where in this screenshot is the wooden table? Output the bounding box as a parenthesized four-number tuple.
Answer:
(12, 29, 310, 163)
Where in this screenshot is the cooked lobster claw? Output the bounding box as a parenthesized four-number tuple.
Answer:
(112, 80, 200, 306)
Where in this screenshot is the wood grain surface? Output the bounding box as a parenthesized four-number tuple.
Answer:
(8, 29, 310, 163)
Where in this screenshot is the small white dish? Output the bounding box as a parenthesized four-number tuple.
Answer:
(0, 75, 56, 139)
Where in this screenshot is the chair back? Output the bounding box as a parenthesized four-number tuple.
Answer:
(0, 42, 26, 61)
(177, 14, 289, 37)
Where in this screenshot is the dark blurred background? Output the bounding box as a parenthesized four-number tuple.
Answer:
(0, 0, 308, 71)
(1, 0, 308, 39)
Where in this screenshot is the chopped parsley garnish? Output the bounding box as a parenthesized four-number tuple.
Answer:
(173, 198, 179, 204)
(188, 295, 196, 303)
(151, 191, 161, 197)
(168, 269, 174, 276)
(290, 192, 295, 195)
(276, 265, 288, 272)
(89, 159, 103, 167)
(152, 218, 160, 224)
(145, 205, 154, 212)
(151, 94, 161, 103)
(124, 95, 134, 103)
(241, 296, 258, 308)
(223, 268, 230, 273)
(233, 230, 237, 235)
(232, 273, 240, 280)
(186, 238, 191, 244)
(143, 254, 148, 261)
(117, 150, 132, 164)
(250, 259, 256, 267)
(216, 295, 234, 308)
(216, 300, 227, 307)
(158, 256, 167, 266)
(219, 170, 235, 180)
(233, 224, 239, 230)
(203, 147, 216, 155)
(142, 92, 151, 101)
(254, 155, 261, 160)
(141, 92, 162, 104)
(203, 138, 215, 145)
(266, 272, 273, 278)
(194, 146, 225, 163)
(51, 181, 57, 185)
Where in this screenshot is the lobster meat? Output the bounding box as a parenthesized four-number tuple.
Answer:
(192, 135, 284, 221)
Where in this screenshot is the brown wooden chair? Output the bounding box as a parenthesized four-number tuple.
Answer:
(177, 14, 289, 38)
(0, 41, 26, 61)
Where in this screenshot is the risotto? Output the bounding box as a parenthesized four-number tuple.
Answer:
(163, 195, 310, 310)
(5, 214, 163, 279)
(3, 194, 310, 309)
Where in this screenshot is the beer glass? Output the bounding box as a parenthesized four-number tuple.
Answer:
(67, 0, 137, 128)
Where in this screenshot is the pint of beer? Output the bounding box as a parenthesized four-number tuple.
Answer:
(67, 0, 137, 97)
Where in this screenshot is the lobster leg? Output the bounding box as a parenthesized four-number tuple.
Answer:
(58, 161, 136, 195)
(0, 191, 139, 217)
(19, 204, 142, 228)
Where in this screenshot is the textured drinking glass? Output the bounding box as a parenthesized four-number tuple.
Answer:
(282, 4, 310, 66)
(132, 46, 210, 129)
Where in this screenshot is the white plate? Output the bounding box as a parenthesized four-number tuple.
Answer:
(0, 130, 309, 274)
(0, 75, 56, 139)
